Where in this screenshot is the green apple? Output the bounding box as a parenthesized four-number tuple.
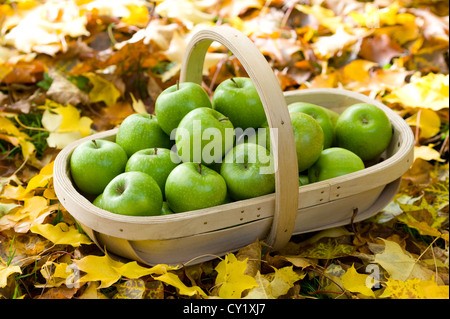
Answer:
(70, 139, 127, 195)
(175, 107, 235, 165)
(323, 107, 340, 129)
(290, 112, 324, 172)
(240, 121, 272, 152)
(220, 143, 275, 200)
(92, 193, 104, 207)
(299, 174, 309, 186)
(116, 113, 172, 157)
(165, 162, 227, 213)
(308, 147, 365, 182)
(125, 147, 179, 197)
(288, 102, 334, 149)
(212, 77, 266, 130)
(93, 171, 163, 216)
(161, 201, 174, 215)
(335, 103, 393, 161)
(222, 192, 233, 204)
(155, 82, 212, 136)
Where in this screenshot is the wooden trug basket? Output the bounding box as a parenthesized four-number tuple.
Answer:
(53, 26, 414, 266)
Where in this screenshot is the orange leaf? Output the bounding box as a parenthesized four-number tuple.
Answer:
(0, 60, 45, 84)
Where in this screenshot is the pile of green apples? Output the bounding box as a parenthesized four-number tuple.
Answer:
(69, 77, 393, 217)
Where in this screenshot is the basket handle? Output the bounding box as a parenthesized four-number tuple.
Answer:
(180, 26, 299, 250)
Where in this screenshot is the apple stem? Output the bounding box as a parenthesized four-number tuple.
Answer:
(115, 185, 124, 195)
(154, 147, 158, 155)
(176, 80, 179, 91)
(197, 162, 202, 175)
(230, 78, 240, 88)
(218, 117, 229, 122)
(92, 140, 99, 148)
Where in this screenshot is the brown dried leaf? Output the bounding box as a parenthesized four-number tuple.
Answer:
(46, 70, 89, 106)
(359, 34, 405, 66)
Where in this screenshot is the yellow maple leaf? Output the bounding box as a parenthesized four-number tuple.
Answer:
(23, 161, 54, 196)
(53, 104, 92, 136)
(380, 277, 449, 299)
(373, 239, 433, 282)
(245, 267, 305, 299)
(74, 251, 178, 289)
(84, 72, 121, 107)
(129, 92, 147, 114)
(384, 73, 449, 110)
(37, 261, 73, 288)
(0, 200, 58, 234)
(296, 3, 345, 33)
(340, 59, 379, 84)
(215, 253, 258, 299)
(9, 196, 49, 222)
(341, 264, 376, 298)
(0, 264, 22, 288)
(41, 99, 93, 149)
(77, 281, 108, 299)
(398, 197, 446, 237)
(0, 184, 31, 201)
(405, 109, 441, 139)
(414, 145, 445, 162)
(264, 266, 303, 298)
(243, 272, 272, 299)
(155, 272, 207, 298)
(121, 4, 149, 26)
(350, 2, 418, 44)
(30, 222, 92, 247)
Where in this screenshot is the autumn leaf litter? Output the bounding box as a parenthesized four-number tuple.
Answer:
(0, 0, 449, 299)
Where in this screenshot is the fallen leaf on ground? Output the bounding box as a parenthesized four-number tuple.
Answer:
(341, 264, 376, 298)
(214, 253, 258, 299)
(74, 251, 178, 289)
(0, 264, 22, 288)
(372, 238, 435, 282)
(383, 73, 449, 110)
(380, 277, 449, 299)
(46, 70, 89, 106)
(41, 100, 93, 149)
(154, 271, 207, 298)
(30, 222, 92, 247)
(84, 72, 121, 107)
(414, 145, 445, 162)
(405, 108, 441, 139)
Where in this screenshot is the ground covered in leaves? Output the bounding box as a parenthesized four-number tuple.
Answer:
(0, 0, 449, 299)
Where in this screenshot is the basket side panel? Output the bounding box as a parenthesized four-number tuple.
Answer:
(95, 219, 272, 266)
